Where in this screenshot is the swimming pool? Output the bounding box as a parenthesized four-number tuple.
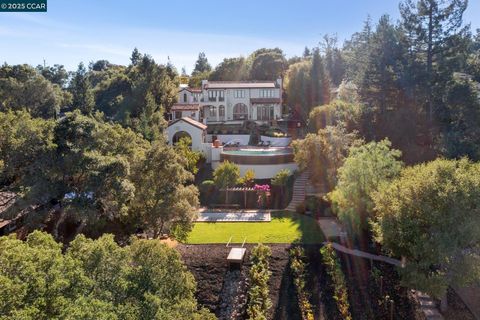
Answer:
(222, 148, 292, 156)
(216, 147, 298, 179)
(221, 147, 295, 166)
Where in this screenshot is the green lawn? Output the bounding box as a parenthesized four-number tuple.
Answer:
(185, 212, 324, 244)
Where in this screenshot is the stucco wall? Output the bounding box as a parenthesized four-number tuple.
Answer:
(207, 134, 251, 145)
(237, 163, 298, 179)
(260, 135, 292, 147)
(173, 110, 200, 122)
(166, 120, 205, 152)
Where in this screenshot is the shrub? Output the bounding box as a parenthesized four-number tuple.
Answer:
(239, 169, 255, 187)
(305, 196, 321, 213)
(247, 244, 272, 320)
(213, 161, 240, 204)
(290, 247, 314, 320)
(200, 179, 215, 192)
(296, 202, 306, 214)
(264, 127, 288, 138)
(199, 180, 216, 205)
(320, 243, 352, 320)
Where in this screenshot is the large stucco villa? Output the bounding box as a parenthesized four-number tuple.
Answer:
(166, 79, 298, 179)
(169, 79, 283, 124)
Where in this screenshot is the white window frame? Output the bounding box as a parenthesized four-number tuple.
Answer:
(234, 90, 245, 98)
(209, 106, 216, 117)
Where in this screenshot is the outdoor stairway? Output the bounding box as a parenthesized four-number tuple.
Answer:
(414, 291, 444, 320)
(285, 170, 310, 211)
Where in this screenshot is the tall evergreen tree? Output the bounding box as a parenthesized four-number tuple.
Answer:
(310, 47, 330, 107)
(130, 47, 142, 66)
(343, 16, 374, 85)
(360, 15, 405, 115)
(303, 46, 311, 58)
(192, 52, 212, 75)
(321, 34, 346, 86)
(70, 62, 94, 114)
(400, 0, 469, 120)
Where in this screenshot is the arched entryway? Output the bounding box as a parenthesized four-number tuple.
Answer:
(233, 103, 248, 120)
(172, 131, 192, 145)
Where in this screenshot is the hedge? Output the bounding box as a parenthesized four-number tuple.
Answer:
(290, 247, 314, 320)
(320, 243, 352, 320)
(247, 244, 272, 320)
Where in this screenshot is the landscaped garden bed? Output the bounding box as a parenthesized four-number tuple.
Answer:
(177, 244, 296, 320)
(177, 242, 437, 320)
(334, 252, 418, 320)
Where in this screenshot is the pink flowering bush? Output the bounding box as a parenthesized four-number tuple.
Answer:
(254, 184, 271, 208)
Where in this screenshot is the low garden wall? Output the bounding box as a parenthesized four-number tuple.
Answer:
(260, 135, 292, 147)
(207, 134, 250, 145)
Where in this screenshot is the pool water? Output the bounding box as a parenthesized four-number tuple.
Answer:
(222, 148, 292, 156)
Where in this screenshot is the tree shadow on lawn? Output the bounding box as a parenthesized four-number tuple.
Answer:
(272, 211, 324, 244)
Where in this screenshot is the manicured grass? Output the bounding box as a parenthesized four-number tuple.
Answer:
(185, 212, 324, 244)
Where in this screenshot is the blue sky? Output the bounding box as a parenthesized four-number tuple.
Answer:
(1, 0, 479, 72)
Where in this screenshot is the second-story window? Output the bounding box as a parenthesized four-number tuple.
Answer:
(234, 90, 245, 98)
(260, 89, 274, 98)
(219, 91, 225, 101)
(208, 90, 217, 101)
(183, 93, 187, 103)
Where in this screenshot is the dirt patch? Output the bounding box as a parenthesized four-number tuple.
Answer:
(443, 288, 476, 320)
(336, 253, 418, 320)
(177, 244, 231, 315)
(177, 244, 298, 320)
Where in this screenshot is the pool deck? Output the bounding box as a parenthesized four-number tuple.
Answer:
(196, 209, 271, 222)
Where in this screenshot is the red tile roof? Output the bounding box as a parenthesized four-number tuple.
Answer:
(171, 104, 200, 111)
(179, 87, 202, 93)
(168, 117, 207, 130)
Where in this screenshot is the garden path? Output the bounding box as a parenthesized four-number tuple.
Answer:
(326, 241, 444, 320)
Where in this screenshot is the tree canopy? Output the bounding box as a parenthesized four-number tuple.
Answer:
(0, 110, 198, 240)
(293, 125, 361, 191)
(0, 231, 215, 320)
(372, 158, 480, 300)
(329, 139, 403, 233)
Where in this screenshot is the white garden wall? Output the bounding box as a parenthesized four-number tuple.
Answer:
(260, 135, 292, 147)
(207, 134, 251, 145)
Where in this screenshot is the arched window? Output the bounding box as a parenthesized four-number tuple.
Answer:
(219, 105, 225, 120)
(233, 103, 248, 120)
(209, 105, 217, 118)
(183, 93, 187, 103)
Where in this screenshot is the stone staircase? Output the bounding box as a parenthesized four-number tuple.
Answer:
(414, 291, 444, 320)
(286, 170, 310, 211)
